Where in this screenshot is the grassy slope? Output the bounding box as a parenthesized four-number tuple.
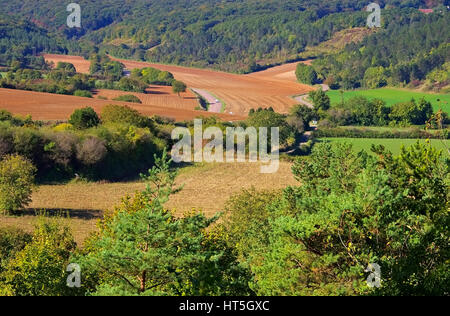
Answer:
(327, 88, 450, 112)
(321, 138, 450, 156)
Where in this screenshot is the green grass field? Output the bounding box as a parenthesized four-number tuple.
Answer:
(327, 88, 450, 112)
(320, 138, 450, 156)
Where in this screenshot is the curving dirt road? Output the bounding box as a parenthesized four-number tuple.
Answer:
(44, 54, 315, 116)
(191, 88, 223, 113)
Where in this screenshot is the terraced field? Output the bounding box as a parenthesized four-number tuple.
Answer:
(0, 88, 242, 122)
(44, 54, 314, 116)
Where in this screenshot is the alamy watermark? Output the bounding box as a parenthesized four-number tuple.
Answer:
(171, 119, 279, 174)
(66, 263, 81, 288)
(367, 3, 381, 28)
(366, 263, 381, 288)
(67, 3, 81, 28)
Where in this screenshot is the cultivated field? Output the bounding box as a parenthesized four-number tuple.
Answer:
(45, 54, 314, 116)
(0, 161, 297, 244)
(94, 85, 199, 111)
(327, 88, 450, 112)
(0, 88, 242, 122)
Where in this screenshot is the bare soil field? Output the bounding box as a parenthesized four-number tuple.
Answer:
(0, 161, 297, 244)
(94, 85, 199, 111)
(44, 54, 314, 116)
(0, 88, 242, 122)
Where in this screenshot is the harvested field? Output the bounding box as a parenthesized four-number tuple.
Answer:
(0, 88, 242, 122)
(0, 161, 297, 244)
(94, 85, 199, 110)
(44, 54, 314, 116)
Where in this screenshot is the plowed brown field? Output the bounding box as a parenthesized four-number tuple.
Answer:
(44, 54, 314, 116)
(94, 85, 199, 111)
(0, 88, 242, 122)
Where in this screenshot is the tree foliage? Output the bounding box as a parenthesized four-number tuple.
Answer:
(0, 154, 36, 213)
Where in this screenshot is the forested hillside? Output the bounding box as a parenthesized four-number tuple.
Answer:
(0, 0, 446, 72)
(313, 8, 450, 89)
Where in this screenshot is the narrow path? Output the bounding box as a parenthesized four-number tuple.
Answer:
(191, 88, 223, 113)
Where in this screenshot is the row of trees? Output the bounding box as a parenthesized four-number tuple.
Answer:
(307, 89, 436, 127)
(0, 140, 447, 295)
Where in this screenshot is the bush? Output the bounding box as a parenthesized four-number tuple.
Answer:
(69, 107, 100, 130)
(0, 155, 36, 213)
(101, 104, 152, 128)
(0, 227, 32, 271)
(112, 94, 142, 103)
(76, 136, 107, 166)
(117, 77, 147, 93)
(73, 90, 93, 98)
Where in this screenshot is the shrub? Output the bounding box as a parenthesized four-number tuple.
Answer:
(117, 77, 147, 92)
(101, 104, 152, 128)
(69, 107, 100, 130)
(0, 155, 36, 213)
(46, 132, 78, 167)
(0, 110, 13, 122)
(112, 94, 142, 103)
(0, 227, 32, 271)
(73, 90, 93, 98)
(0, 220, 78, 296)
(52, 123, 73, 132)
(76, 136, 107, 166)
(0, 126, 14, 157)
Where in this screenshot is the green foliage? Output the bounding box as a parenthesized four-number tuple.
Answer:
(309, 89, 330, 111)
(314, 11, 449, 89)
(0, 154, 36, 213)
(89, 54, 124, 81)
(0, 227, 32, 273)
(389, 98, 434, 125)
(112, 94, 142, 104)
(78, 151, 250, 295)
(56, 62, 76, 75)
(132, 67, 175, 86)
(73, 90, 93, 98)
(246, 142, 449, 295)
(101, 104, 152, 128)
(246, 108, 297, 147)
(0, 219, 78, 296)
(296, 64, 317, 85)
(117, 77, 147, 93)
(69, 107, 100, 130)
(363, 66, 388, 89)
(224, 188, 280, 266)
(172, 80, 187, 96)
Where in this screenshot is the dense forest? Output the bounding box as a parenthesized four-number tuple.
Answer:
(313, 8, 450, 89)
(0, 0, 447, 72)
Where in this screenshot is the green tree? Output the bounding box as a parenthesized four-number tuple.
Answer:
(172, 80, 187, 97)
(69, 107, 100, 130)
(363, 66, 388, 89)
(250, 142, 449, 296)
(0, 219, 78, 296)
(78, 151, 249, 295)
(0, 155, 36, 214)
(296, 64, 317, 85)
(309, 88, 330, 111)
